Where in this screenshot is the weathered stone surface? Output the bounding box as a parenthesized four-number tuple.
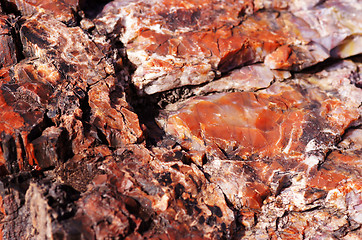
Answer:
(88, 80, 143, 148)
(95, 0, 360, 94)
(20, 13, 112, 89)
(0, 0, 361, 239)
(192, 64, 291, 95)
(75, 145, 234, 239)
(0, 15, 17, 68)
(159, 82, 359, 162)
(3, 0, 79, 25)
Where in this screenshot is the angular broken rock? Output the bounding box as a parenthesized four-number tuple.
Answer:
(0, 12, 143, 175)
(95, 0, 360, 94)
(0, 15, 17, 68)
(75, 145, 235, 239)
(3, 0, 79, 25)
(158, 79, 360, 209)
(0, 60, 51, 175)
(159, 81, 359, 163)
(0, 0, 361, 239)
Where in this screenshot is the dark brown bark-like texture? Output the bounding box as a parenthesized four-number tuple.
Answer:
(0, 0, 361, 239)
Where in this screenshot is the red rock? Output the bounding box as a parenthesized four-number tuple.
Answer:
(75, 145, 235, 239)
(0, 15, 17, 68)
(158, 79, 360, 210)
(0, 1, 361, 239)
(159, 83, 359, 162)
(3, 0, 79, 24)
(20, 13, 112, 89)
(88, 80, 143, 147)
(0, 61, 49, 174)
(96, 0, 334, 94)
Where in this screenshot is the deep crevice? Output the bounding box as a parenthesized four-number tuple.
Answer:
(27, 112, 55, 142)
(10, 16, 26, 63)
(79, 0, 112, 19)
(0, 1, 21, 16)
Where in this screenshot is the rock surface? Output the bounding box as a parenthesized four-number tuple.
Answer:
(95, 0, 360, 94)
(0, 0, 361, 239)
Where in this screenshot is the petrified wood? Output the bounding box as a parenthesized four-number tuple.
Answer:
(0, 0, 361, 239)
(96, 0, 360, 94)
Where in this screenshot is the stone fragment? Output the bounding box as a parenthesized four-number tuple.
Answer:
(300, 60, 362, 109)
(159, 82, 359, 162)
(20, 13, 112, 89)
(31, 126, 72, 169)
(0, 60, 52, 174)
(19, 13, 144, 149)
(3, 0, 79, 25)
(88, 80, 143, 147)
(93, 0, 362, 94)
(0, 15, 17, 68)
(293, 0, 362, 58)
(192, 64, 291, 95)
(75, 145, 235, 239)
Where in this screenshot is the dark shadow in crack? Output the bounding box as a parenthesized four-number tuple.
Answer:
(79, 0, 112, 19)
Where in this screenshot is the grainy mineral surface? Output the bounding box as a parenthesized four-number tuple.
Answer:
(0, 0, 361, 239)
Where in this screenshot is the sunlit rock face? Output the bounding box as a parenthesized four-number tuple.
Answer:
(2, 0, 79, 25)
(96, 0, 360, 94)
(0, 0, 361, 239)
(158, 80, 360, 209)
(159, 82, 358, 162)
(0, 12, 143, 175)
(191, 63, 291, 95)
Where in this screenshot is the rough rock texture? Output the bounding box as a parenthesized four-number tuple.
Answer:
(0, 0, 361, 239)
(2, 0, 80, 25)
(95, 0, 360, 94)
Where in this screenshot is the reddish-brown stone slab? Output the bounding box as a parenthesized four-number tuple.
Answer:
(96, 0, 357, 94)
(158, 80, 359, 209)
(159, 82, 359, 162)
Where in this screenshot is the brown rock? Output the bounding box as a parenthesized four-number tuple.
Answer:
(3, 0, 79, 25)
(159, 82, 358, 162)
(88, 80, 143, 147)
(75, 145, 235, 239)
(0, 0, 361, 239)
(95, 0, 350, 94)
(0, 15, 17, 68)
(20, 13, 112, 89)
